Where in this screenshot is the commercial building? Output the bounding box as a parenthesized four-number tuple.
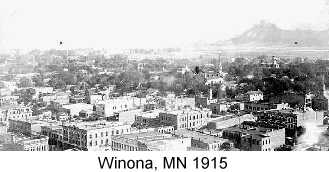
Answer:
(0, 105, 32, 123)
(41, 92, 70, 105)
(0, 95, 19, 106)
(61, 120, 132, 151)
(41, 124, 64, 151)
(95, 96, 146, 117)
(159, 107, 211, 130)
(13, 134, 49, 151)
(222, 126, 285, 151)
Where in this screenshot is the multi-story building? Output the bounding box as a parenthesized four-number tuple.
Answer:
(62, 120, 132, 151)
(112, 131, 191, 151)
(33, 87, 54, 99)
(159, 107, 211, 130)
(41, 124, 64, 151)
(13, 134, 49, 151)
(8, 119, 32, 136)
(41, 92, 70, 105)
(95, 96, 146, 117)
(253, 109, 324, 137)
(0, 95, 19, 106)
(0, 105, 32, 123)
(222, 125, 285, 151)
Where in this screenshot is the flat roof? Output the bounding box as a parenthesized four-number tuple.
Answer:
(174, 129, 229, 144)
(112, 131, 182, 145)
(137, 110, 163, 118)
(64, 120, 130, 130)
(223, 126, 280, 137)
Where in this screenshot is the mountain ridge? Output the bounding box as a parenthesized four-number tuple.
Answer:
(216, 21, 329, 48)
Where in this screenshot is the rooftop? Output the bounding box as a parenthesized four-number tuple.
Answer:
(174, 129, 229, 144)
(112, 131, 182, 145)
(137, 110, 163, 118)
(224, 126, 281, 137)
(64, 120, 130, 131)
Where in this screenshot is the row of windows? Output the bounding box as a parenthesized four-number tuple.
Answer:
(89, 129, 130, 139)
(112, 142, 137, 151)
(112, 104, 128, 110)
(89, 139, 109, 147)
(26, 145, 47, 151)
(179, 121, 204, 129)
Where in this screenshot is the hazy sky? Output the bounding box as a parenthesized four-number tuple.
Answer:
(1, 0, 329, 50)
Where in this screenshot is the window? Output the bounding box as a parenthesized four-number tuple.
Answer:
(95, 141, 97, 146)
(89, 141, 92, 146)
(101, 140, 103, 145)
(89, 135, 92, 139)
(106, 132, 108, 136)
(101, 132, 103, 137)
(95, 133, 97, 138)
(116, 130, 119, 134)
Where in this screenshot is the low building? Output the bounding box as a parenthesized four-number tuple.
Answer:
(173, 129, 232, 151)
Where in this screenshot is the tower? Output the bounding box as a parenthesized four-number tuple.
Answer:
(218, 53, 222, 73)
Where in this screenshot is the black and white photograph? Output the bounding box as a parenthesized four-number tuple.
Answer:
(1, 0, 329, 171)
